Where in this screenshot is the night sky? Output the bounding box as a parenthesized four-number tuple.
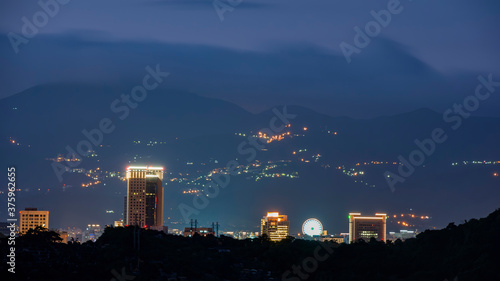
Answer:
(1, 0, 500, 117)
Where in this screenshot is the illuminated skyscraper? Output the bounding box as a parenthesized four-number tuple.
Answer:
(19, 208, 49, 234)
(348, 213, 387, 243)
(125, 166, 164, 228)
(261, 212, 290, 241)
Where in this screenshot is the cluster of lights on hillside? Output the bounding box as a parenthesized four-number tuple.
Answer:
(389, 213, 432, 228)
(36, 118, 499, 199)
(132, 139, 179, 146)
(355, 161, 401, 166)
(182, 190, 200, 194)
(451, 160, 500, 166)
(256, 124, 292, 144)
(450, 161, 499, 177)
(174, 160, 299, 194)
(8, 138, 31, 147)
(81, 181, 101, 188)
(46, 154, 81, 162)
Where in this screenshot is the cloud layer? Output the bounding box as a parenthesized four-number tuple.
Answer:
(1, 31, 498, 118)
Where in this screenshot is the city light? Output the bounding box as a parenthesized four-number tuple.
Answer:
(127, 166, 164, 170)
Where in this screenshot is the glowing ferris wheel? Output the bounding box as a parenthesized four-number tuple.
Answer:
(302, 218, 323, 237)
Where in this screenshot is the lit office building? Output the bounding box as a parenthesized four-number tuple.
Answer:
(83, 224, 102, 242)
(19, 208, 49, 235)
(348, 213, 387, 243)
(125, 166, 164, 229)
(261, 212, 290, 241)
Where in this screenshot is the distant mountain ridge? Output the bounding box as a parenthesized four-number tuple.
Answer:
(2, 83, 500, 162)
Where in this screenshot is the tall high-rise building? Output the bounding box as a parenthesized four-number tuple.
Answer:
(261, 212, 290, 241)
(125, 166, 164, 228)
(348, 213, 387, 243)
(19, 208, 49, 235)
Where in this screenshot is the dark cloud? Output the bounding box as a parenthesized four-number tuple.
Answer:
(1, 31, 498, 118)
(1, 0, 499, 74)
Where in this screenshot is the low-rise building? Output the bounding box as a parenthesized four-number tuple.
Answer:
(19, 208, 49, 235)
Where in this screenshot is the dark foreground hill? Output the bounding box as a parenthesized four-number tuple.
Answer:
(1, 208, 499, 281)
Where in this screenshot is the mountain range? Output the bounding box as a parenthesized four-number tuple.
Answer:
(1, 83, 499, 234)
